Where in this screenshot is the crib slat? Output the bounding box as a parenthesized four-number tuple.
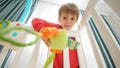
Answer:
(10, 48, 24, 68)
(76, 31, 86, 68)
(63, 47, 70, 68)
(0, 43, 10, 67)
(36, 40, 49, 68)
(28, 40, 41, 68)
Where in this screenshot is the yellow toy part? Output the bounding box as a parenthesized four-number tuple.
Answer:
(50, 29, 68, 50)
(40, 27, 68, 50)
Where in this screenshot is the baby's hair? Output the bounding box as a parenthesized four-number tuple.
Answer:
(58, 3, 79, 21)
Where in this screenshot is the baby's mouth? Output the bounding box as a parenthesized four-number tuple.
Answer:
(64, 25, 71, 27)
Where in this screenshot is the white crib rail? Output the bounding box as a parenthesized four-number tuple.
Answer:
(78, 0, 120, 68)
(63, 47, 70, 68)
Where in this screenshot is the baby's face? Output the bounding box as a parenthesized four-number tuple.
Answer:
(58, 12, 77, 30)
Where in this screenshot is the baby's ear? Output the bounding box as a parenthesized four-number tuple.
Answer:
(58, 18, 60, 23)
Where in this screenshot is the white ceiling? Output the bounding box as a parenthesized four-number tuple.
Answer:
(40, 0, 89, 10)
(39, 0, 114, 15)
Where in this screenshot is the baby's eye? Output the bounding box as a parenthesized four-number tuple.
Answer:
(71, 18, 75, 20)
(63, 17, 67, 19)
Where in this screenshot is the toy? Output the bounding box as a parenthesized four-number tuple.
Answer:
(40, 27, 68, 50)
(40, 27, 59, 39)
(0, 20, 42, 47)
(40, 27, 68, 68)
(0, 20, 79, 68)
(41, 27, 79, 68)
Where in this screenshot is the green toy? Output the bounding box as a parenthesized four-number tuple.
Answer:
(0, 20, 42, 47)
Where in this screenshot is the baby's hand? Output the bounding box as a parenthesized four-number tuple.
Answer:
(42, 37, 51, 46)
(40, 27, 59, 46)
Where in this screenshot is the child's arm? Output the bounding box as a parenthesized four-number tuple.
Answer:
(32, 18, 61, 32)
(32, 18, 62, 46)
(32, 18, 45, 32)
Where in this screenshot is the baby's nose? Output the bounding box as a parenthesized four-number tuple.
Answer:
(66, 20, 71, 24)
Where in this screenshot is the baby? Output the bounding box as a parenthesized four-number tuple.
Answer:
(32, 3, 79, 68)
